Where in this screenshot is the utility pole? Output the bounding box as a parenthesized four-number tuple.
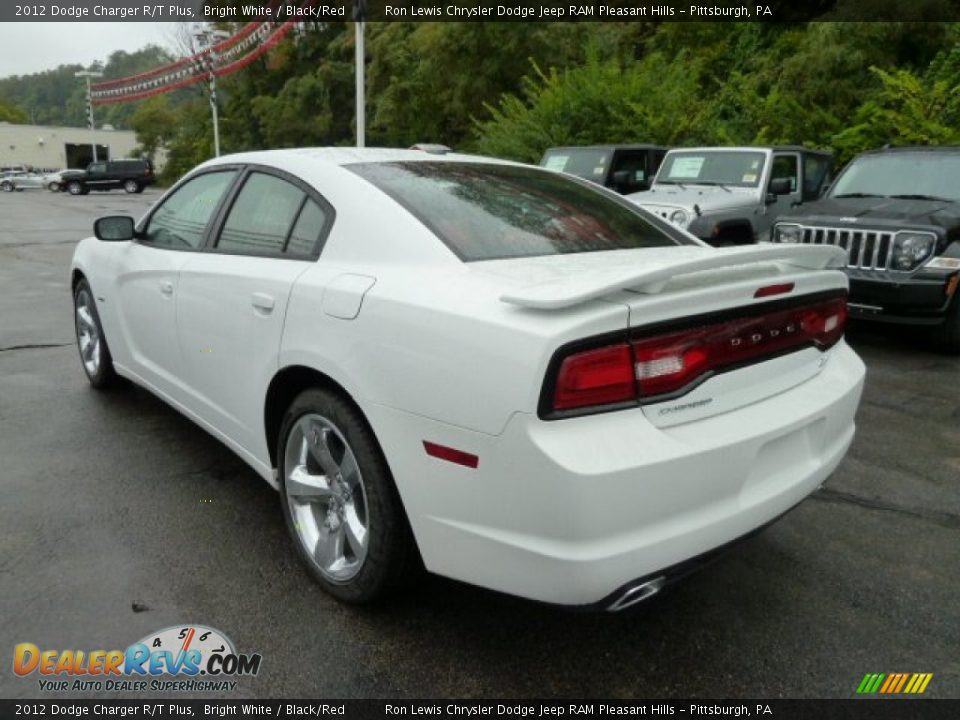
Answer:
(354, 1, 366, 148)
(75, 70, 104, 162)
(192, 26, 230, 158)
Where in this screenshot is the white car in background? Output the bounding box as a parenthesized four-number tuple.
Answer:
(0, 170, 46, 191)
(70, 149, 865, 609)
(42, 169, 72, 192)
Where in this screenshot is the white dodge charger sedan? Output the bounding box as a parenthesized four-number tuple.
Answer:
(71, 148, 865, 610)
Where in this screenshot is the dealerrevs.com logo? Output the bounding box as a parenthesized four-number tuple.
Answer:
(13, 625, 262, 693)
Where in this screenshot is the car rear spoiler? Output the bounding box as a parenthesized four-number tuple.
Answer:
(500, 245, 847, 310)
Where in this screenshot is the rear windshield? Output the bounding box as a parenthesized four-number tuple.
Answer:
(540, 148, 611, 181)
(348, 161, 689, 261)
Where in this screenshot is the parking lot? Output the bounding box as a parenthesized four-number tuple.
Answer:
(0, 187, 957, 699)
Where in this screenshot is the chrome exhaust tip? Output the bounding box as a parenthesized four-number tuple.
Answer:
(606, 576, 666, 612)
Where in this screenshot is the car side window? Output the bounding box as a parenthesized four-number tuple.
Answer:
(143, 170, 238, 250)
(770, 154, 799, 193)
(611, 152, 649, 189)
(803, 155, 831, 201)
(217, 172, 306, 256)
(285, 199, 329, 256)
(88, 163, 106, 174)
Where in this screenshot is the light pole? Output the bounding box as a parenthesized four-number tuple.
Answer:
(192, 27, 230, 157)
(75, 70, 103, 162)
(354, 1, 366, 148)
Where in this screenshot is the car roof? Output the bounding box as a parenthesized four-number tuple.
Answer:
(859, 145, 960, 155)
(544, 144, 668, 152)
(201, 147, 523, 170)
(667, 145, 832, 156)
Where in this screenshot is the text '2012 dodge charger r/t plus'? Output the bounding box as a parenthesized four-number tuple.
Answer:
(71, 149, 865, 610)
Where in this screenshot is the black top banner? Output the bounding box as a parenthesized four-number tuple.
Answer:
(4, 0, 960, 23)
(1, 700, 959, 720)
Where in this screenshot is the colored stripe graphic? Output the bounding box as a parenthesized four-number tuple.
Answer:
(857, 672, 932, 694)
(879, 674, 896, 693)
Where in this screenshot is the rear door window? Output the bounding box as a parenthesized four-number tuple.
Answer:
(349, 161, 691, 261)
(216, 172, 307, 256)
(285, 199, 330, 257)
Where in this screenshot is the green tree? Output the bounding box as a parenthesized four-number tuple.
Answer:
(0, 100, 27, 123)
(130, 95, 179, 162)
(472, 50, 709, 162)
(833, 65, 960, 159)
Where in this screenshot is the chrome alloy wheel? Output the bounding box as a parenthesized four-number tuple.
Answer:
(283, 414, 369, 583)
(75, 288, 101, 377)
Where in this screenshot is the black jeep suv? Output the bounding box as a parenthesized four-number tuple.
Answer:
(771, 146, 960, 352)
(60, 159, 155, 195)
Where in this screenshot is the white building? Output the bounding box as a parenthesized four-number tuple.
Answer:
(0, 122, 143, 171)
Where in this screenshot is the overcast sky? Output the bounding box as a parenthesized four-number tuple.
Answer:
(0, 23, 181, 77)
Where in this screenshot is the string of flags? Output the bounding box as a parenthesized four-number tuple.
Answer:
(90, 1, 315, 106)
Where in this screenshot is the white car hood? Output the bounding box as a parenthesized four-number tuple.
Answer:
(629, 185, 758, 213)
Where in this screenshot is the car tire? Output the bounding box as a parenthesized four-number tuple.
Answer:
(938, 294, 960, 355)
(73, 279, 117, 388)
(278, 388, 420, 604)
(67, 180, 85, 196)
(48, 182, 60, 192)
(123, 179, 140, 194)
(0, 181, 13, 192)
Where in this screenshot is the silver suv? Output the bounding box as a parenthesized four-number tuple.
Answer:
(628, 146, 833, 246)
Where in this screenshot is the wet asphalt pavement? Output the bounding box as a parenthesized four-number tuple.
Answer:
(0, 187, 957, 700)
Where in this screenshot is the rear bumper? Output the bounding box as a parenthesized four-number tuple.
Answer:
(848, 271, 958, 325)
(368, 342, 865, 607)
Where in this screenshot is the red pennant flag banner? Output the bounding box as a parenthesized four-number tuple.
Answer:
(90, 2, 312, 106)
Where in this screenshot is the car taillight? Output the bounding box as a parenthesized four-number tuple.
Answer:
(545, 294, 847, 417)
(553, 344, 635, 411)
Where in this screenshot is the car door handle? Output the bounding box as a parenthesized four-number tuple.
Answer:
(159, 281, 174, 296)
(251, 292, 275, 313)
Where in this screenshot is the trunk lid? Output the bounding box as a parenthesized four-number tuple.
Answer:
(478, 245, 849, 426)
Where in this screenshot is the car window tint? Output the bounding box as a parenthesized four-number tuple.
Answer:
(218, 173, 305, 255)
(286, 199, 328, 256)
(771, 155, 799, 192)
(349, 161, 691, 261)
(143, 170, 237, 249)
(803, 155, 831, 200)
(610, 152, 650, 190)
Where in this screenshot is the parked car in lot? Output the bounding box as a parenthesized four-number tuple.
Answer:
(771, 145, 960, 352)
(629, 146, 833, 246)
(71, 149, 864, 609)
(59, 158, 155, 195)
(0, 169, 47, 192)
(42, 169, 73, 192)
(540, 144, 668, 194)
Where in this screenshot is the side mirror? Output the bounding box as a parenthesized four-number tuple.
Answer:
(94, 216, 135, 242)
(769, 177, 792, 195)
